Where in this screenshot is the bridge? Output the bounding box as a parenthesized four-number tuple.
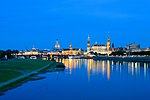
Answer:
(16, 53, 69, 60)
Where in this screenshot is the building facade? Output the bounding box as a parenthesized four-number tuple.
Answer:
(21, 48, 39, 55)
(126, 43, 140, 52)
(53, 39, 61, 52)
(62, 43, 83, 56)
(87, 36, 112, 55)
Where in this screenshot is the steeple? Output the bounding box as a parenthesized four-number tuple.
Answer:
(70, 43, 73, 50)
(106, 36, 111, 51)
(107, 36, 110, 42)
(87, 36, 91, 52)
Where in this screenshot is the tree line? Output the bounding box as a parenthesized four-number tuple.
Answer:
(110, 50, 150, 56)
(0, 49, 19, 59)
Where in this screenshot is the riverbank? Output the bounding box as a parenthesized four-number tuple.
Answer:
(93, 56, 150, 62)
(0, 59, 65, 93)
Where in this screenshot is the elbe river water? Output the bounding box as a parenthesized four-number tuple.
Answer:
(0, 59, 150, 100)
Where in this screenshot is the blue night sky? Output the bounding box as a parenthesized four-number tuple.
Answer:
(0, 0, 150, 50)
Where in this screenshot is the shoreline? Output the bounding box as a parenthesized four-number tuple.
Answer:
(0, 61, 65, 94)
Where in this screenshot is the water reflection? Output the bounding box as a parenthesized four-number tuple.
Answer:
(1, 59, 150, 100)
(58, 59, 150, 80)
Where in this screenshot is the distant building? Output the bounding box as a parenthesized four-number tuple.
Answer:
(62, 43, 83, 56)
(53, 39, 61, 52)
(113, 46, 127, 52)
(91, 42, 107, 54)
(23, 49, 30, 55)
(23, 48, 39, 55)
(87, 36, 91, 53)
(126, 43, 140, 52)
(50, 39, 62, 55)
(87, 36, 112, 55)
(42, 49, 50, 55)
(106, 36, 111, 51)
(145, 47, 150, 51)
(111, 43, 115, 51)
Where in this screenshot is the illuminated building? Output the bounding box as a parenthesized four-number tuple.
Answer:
(126, 43, 140, 52)
(106, 36, 111, 55)
(16, 48, 40, 59)
(87, 36, 112, 55)
(106, 36, 111, 51)
(61, 43, 84, 56)
(87, 36, 91, 52)
(50, 39, 62, 55)
(23, 50, 30, 55)
(91, 42, 107, 54)
(42, 49, 50, 55)
(30, 48, 39, 55)
(23, 48, 39, 55)
(53, 39, 61, 52)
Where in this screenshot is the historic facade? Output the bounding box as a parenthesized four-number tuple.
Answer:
(53, 39, 61, 52)
(125, 43, 141, 52)
(23, 48, 39, 55)
(87, 36, 112, 55)
(62, 43, 83, 56)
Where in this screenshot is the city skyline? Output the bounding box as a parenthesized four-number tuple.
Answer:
(0, 34, 149, 51)
(1, 1, 150, 99)
(0, 0, 150, 50)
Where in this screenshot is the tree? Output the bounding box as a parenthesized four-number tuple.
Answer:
(0, 49, 19, 59)
(0, 50, 5, 59)
(110, 50, 126, 56)
(6, 49, 13, 59)
(94, 52, 98, 56)
(12, 50, 19, 54)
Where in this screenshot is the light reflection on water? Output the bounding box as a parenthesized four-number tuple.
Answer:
(58, 59, 150, 81)
(1, 59, 150, 100)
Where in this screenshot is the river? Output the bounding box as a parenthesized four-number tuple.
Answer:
(0, 59, 150, 100)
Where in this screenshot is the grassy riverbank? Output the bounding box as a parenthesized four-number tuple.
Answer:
(0, 59, 52, 83)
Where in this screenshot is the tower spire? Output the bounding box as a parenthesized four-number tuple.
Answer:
(107, 36, 111, 49)
(70, 43, 72, 50)
(107, 36, 110, 42)
(106, 36, 111, 55)
(87, 36, 91, 52)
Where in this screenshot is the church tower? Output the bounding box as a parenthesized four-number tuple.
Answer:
(54, 39, 60, 50)
(106, 36, 111, 51)
(87, 36, 91, 52)
(69, 43, 73, 55)
(70, 43, 73, 50)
